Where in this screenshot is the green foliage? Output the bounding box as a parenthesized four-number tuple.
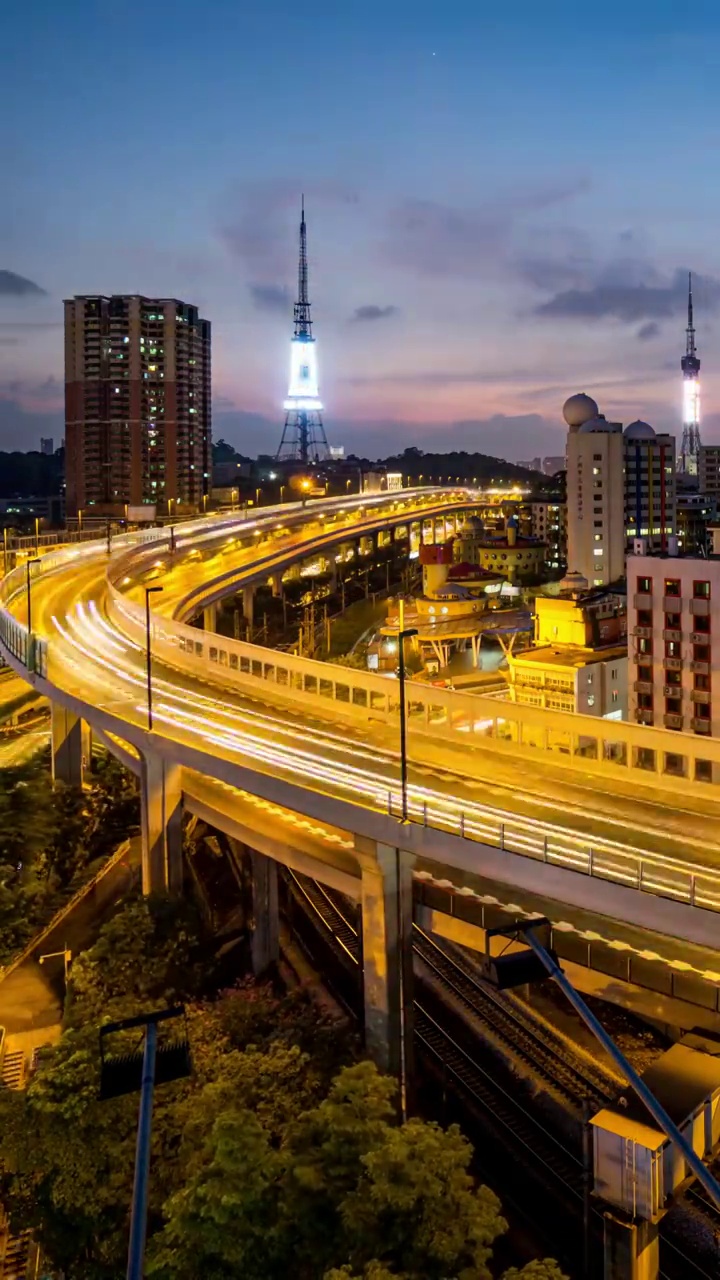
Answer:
(501, 1263, 569, 1280)
(149, 1061, 508, 1280)
(64, 892, 206, 1028)
(0, 750, 140, 965)
(0, 889, 567, 1280)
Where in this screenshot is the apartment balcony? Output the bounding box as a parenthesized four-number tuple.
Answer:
(691, 632, 712, 645)
(633, 680, 654, 694)
(663, 596, 683, 612)
(664, 656, 684, 671)
(633, 626, 653, 639)
(635, 710, 654, 726)
(663, 629, 682, 642)
(690, 660, 710, 674)
(633, 593, 653, 609)
(691, 689, 712, 704)
(691, 717, 712, 734)
(663, 713, 684, 730)
(690, 598, 711, 616)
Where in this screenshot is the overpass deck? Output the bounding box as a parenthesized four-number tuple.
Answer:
(1, 493, 720, 955)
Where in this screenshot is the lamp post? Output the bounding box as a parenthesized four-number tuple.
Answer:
(34, 516, 40, 556)
(255, 487, 262, 507)
(202, 494, 208, 514)
(397, 626, 418, 823)
(3, 526, 8, 578)
(39, 945, 72, 986)
(144, 586, 163, 731)
(26, 556, 40, 645)
(280, 484, 286, 503)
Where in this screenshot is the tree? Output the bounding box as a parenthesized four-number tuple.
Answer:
(341, 1119, 505, 1279)
(501, 1263, 569, 1280)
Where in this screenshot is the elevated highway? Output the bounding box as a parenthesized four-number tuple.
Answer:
(2, 489, 720, 1069)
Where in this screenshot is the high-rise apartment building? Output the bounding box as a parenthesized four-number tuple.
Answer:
(64, 295, 211, 517)
(699, 445, 720, 503)
(564, 394, 676, 587)
(628, 551, 718, 740)
(40, 437, 54, 456)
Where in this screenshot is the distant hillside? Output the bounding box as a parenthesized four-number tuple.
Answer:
(353, 446, 539, 485)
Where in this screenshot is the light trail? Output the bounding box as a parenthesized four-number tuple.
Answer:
(40, 590, 720, 914)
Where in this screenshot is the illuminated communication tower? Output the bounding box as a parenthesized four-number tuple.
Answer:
(275, 198, 330, 465)
(679, 272, 701, 476)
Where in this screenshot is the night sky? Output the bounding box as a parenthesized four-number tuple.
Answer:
(3, 0, 720, 459)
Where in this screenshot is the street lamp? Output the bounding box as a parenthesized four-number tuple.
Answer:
(39, 945, 72, 985)
(26, 556, 40, 649)
(144, 586, 163, 731)
(397, 626, 418, 823)
(34, 516, 40, 556)
(202, 494, 208, 514)
(256, 487, 262, 507)
(280, 485, 286, 503)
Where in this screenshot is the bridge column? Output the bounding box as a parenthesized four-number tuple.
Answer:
(140, 752, 183, 896)
(203, 602, 217, 632)
(242, 585, 255, 629)
(355, 835, 415, 1112)
(269, 573, 283, 598)
(250, 849, 279, 975)
(51, 704, 91, 786)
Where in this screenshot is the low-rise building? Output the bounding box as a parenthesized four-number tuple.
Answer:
(628, 549, 719, 736)
(505, 575, 627, 717)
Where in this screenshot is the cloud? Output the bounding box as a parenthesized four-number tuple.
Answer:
(380, 178, 589, 278)
(0, 397, 63, 451)
(350, 305, 398, 323)
(0, 338, 19, 346)
(219, 180, 358, 276)
(637, 322, 660, 341)
(534, 267, 720, 323)
(0, 321, 60, 331)
(249, 283, 290, 313)
(0, 270, 47, 297)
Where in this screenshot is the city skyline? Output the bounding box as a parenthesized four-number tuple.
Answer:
(4, 0, 720, 458)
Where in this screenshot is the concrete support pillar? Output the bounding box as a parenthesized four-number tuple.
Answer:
(269, 573, 282, 598)
(242, 585, 255, 628)
(203, 602, 217, 632)
(356, 835, 415, 1112)
(603, 1210, 658, 1279)
(140, 753, 183, 896)
(51, 703, 91, 786)
(250, 849, 279, 975)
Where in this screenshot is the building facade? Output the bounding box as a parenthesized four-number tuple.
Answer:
(564, 394, 676, 587)
(528, 499, 567, 572)
(699, 446, 720, 504)
(628, 551, 718, 737)
(64, 295, 211, 518)
(506, 582, 627, 717)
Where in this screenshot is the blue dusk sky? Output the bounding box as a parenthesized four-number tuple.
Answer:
(3, 0, 720, 459)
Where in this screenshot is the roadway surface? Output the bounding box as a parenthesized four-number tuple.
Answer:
(7, 497, 720, 925)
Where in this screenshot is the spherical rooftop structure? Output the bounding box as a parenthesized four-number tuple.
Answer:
(624, 419, 656, 440)
(460, 515, 484, 536)
(578, 414, 613, 433)
(563, 393, 599, 430)
(558, 570, 589, 594)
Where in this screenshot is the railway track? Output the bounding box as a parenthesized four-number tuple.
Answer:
(413, 927, 614, 1112)
(282, 870, 719, 1279)
(284, 870, 613, 1113)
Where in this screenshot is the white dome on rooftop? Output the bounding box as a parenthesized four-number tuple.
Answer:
(624, 419, 656, 440)
(563, 393, 599, 430)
